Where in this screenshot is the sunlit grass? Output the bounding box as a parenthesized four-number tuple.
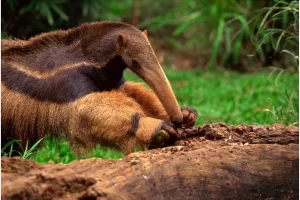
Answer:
(33, 137, 123, 164)
(126, 68, 299, 126)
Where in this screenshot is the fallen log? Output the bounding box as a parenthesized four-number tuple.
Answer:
(2, 124, 299, 200)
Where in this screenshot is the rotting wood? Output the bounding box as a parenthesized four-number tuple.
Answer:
(175, 123, 299, 144)
(1, 123, 299, 200)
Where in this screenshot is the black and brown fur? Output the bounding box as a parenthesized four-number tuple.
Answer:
(2, 22, 197, 155)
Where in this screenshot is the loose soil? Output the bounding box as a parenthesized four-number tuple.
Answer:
(2, 123, 299, 200)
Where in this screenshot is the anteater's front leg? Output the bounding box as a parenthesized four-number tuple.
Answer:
(119, 82, 169, 120)
(68, 91, 175, 155)
(120, 81, 198, 128)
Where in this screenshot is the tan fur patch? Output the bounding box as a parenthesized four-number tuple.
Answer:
(6, 61, 100, 79)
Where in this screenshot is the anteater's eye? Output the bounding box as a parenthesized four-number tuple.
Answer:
(132, 60, 139, 68)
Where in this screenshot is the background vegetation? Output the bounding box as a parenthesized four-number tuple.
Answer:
(2, 0, 298, 71)
(1, 0, 299, 163)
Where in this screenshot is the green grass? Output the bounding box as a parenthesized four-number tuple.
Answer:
(169, 69, 298, 125)
(125, 68, 298, 126)
(2, 68, 298, 163)
(33, 137, 123, 164)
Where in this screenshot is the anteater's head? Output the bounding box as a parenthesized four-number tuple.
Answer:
(115, 27, 183, 125)
(81, 22, 183, 125)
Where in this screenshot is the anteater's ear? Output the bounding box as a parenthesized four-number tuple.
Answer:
(143, 30, 148, 37)
(117, 34, 127, 48)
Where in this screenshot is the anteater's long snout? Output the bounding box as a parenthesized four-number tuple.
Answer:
(141, 64, 183, 125)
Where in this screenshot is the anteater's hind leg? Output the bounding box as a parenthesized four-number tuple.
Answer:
(68, 91, 172, 155)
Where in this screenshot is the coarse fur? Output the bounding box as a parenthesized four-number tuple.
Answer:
(2, 21, 196, 155)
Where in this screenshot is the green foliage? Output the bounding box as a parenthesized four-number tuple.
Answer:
(139, 0, 298, 70)
(2, 0, 133, 38)
(21, 138, 44, 159)
(19, 0, 70, 26)
(33, 137, 76, 163)
(261, 69, 299, 126)
(87, 146, 124, 160)
(138, 0, 253, 67)
(33, 136, 123, 164)
(2, 0, 298, 70)
(252, 0, 299, 69)
(1, 138, 43, 159)
(264, 92, 298, 126)
(1, 139, 21, 157)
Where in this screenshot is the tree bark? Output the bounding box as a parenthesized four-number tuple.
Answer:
(1, 124, 299, 200)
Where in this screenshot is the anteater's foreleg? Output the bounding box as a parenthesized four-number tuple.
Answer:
(119, 82, 169, 120)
